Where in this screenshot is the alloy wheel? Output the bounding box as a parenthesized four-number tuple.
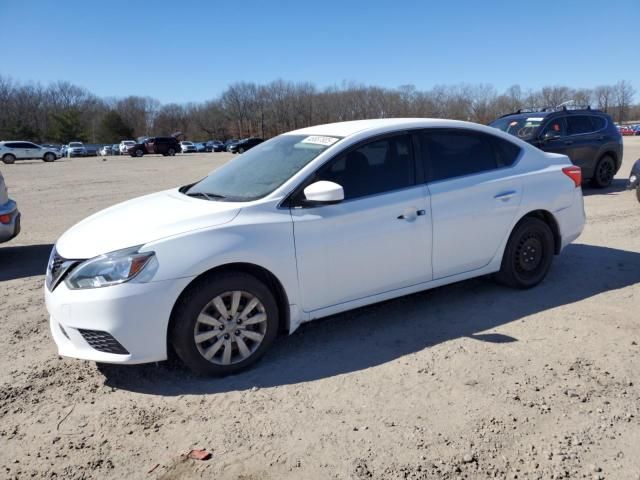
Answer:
(193, 291, 268, 365)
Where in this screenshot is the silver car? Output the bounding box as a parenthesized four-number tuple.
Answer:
(0, 170, 20, 243)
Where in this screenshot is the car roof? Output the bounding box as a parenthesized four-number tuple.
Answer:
(287, 118, 512, 138)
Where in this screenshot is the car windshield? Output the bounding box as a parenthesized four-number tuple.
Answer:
(185, 134, 340, 201)
(69, 142, 83, 147)
(123, 141, 134, 145)
(490, 116, 544, 140)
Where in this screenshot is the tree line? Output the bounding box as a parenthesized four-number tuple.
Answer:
(0, 75, 637, 144)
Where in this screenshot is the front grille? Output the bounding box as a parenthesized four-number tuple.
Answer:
(47, 249, 82, 291)
(78, 329, 129, 355)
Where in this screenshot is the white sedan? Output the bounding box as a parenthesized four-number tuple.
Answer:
(45, 119, 585, 375)
(119, 140, 136, 154)
(180, 141, 197, 153)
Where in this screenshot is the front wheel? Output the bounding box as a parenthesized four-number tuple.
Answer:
(238, 147, 245, 154)
(591, 155, 615, 188)
(168, 148, 176, 156)
(43, 152, 56, 162)
(135, 149, 144, 157)
(170, 272, 279, 376)
(494, 217, 554, 289)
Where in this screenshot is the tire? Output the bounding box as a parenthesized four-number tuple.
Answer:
(238, 147, 245, 154)
(170, 272, 279, 376)
(168, 148, 176, 156)
(591, 155, 615, 188)
(135, 149, 144, 157)
(636, 186, 640, 203)
(494, 217, 554, 289)
(2, 154, 16, 164)
(43, 152, 56, 162)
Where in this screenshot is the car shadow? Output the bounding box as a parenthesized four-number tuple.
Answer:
(0, 244, 53, 281)
(98, 243, 640, 395)
(582, 178, 629, 196)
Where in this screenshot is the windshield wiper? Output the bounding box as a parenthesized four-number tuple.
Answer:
(186, 191, 226, 201)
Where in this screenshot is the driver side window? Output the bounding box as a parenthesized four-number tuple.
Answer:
(314, 134, 416, 200)
(541, 117, 567, 137)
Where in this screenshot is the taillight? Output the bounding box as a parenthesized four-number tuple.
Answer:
(562, 166, 582, 187)
(0, 214, 11, 224)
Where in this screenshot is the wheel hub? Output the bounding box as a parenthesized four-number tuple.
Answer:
(516, 235, 543, 272)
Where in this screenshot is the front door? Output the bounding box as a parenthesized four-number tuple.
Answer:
(290, 134, 432, 312)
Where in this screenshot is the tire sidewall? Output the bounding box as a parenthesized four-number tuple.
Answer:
(592, 155, 615, 188)
(168, 148, 175, 156)
(135, 149, 144, 157)
(2, 154, 16, 164)
(171, 272, 279, 376)
(43, 152, 55, 162)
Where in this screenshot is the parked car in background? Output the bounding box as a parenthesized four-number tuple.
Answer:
(67, 142, 87, 157)
(0, 141, 62, 164)
(229, 137, 264, 154)
(0, 169, 20, 243)
(119, 140, 136, 154)
(99, 145, 113, 156)
(128, 137, 181, 157)
(224, 139, 239, 152)
(85, 145, 99, 156)
(180, 141, 197, 153)
(620, 126, 634, 136)
(628, 158, 640, 202)
(45, 118, 585, 375)
(490, 107, 622, 188)
(111, 144, 121, 155)
(207, 140, 225, 152)
(633, 125, 640, 136)
(194, 142, 207, 152)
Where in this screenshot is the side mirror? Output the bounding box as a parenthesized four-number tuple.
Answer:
(303, 181, 344, 205)
(542, 130, 560, 142)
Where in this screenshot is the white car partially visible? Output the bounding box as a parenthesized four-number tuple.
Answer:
(0, 141, 61, 164)
(45, 119, 585, 376)
(180, 141, 197, 153)
(119, 140, 135, 154)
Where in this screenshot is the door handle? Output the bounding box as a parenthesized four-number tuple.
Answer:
(398, 209, 426, 220)
(494, 191, 516, 201)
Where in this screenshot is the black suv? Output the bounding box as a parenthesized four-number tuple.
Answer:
(490, 107, 623, 187)
(128, 137, 180, 157)
(229, 137, 264, 154)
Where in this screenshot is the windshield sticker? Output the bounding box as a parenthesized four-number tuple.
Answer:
(301, 136, 339, 146)
(527, 117, 544, 121)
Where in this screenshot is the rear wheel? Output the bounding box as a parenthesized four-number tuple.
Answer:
(135, 149, 144, 157)
(2, 154, 16, 164)
(238, 147, 245, 154)
(43, 152, 56, 162)
(591, 155, 615, 188)
(494, 217, 554, 289)
(168, 148, 176, 156)
(171, 272, 279, 376)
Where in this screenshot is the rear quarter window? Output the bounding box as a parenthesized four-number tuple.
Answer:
(590, 116, 607, 131)
(492, 137, 521, 167)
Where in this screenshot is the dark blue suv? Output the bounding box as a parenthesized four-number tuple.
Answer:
(490, 108, 623, 188)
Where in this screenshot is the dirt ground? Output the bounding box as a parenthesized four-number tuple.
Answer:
(1, 139, 639, 480)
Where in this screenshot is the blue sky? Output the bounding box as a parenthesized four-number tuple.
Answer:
(1, 0, 638, 103)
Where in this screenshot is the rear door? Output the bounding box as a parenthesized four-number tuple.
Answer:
(420, 129, 523, 279)
(564, 115, 599, 172)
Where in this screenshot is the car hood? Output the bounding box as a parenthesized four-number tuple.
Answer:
(56, 188, 241, 259)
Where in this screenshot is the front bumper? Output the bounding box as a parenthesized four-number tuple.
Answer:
(0, 199, 20, 243)
(45, 276, 194, 364)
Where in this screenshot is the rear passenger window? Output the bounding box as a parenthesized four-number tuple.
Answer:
(420, 130, 499, 182)
(315, 134, 415, 200)
(590, 116, 606, 131)
(493, 137, 521, 167)
(567, 116, 594, 135)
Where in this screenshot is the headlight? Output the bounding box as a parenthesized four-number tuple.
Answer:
(65, 246, 158, 289)
(630, 174, 637, 184)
